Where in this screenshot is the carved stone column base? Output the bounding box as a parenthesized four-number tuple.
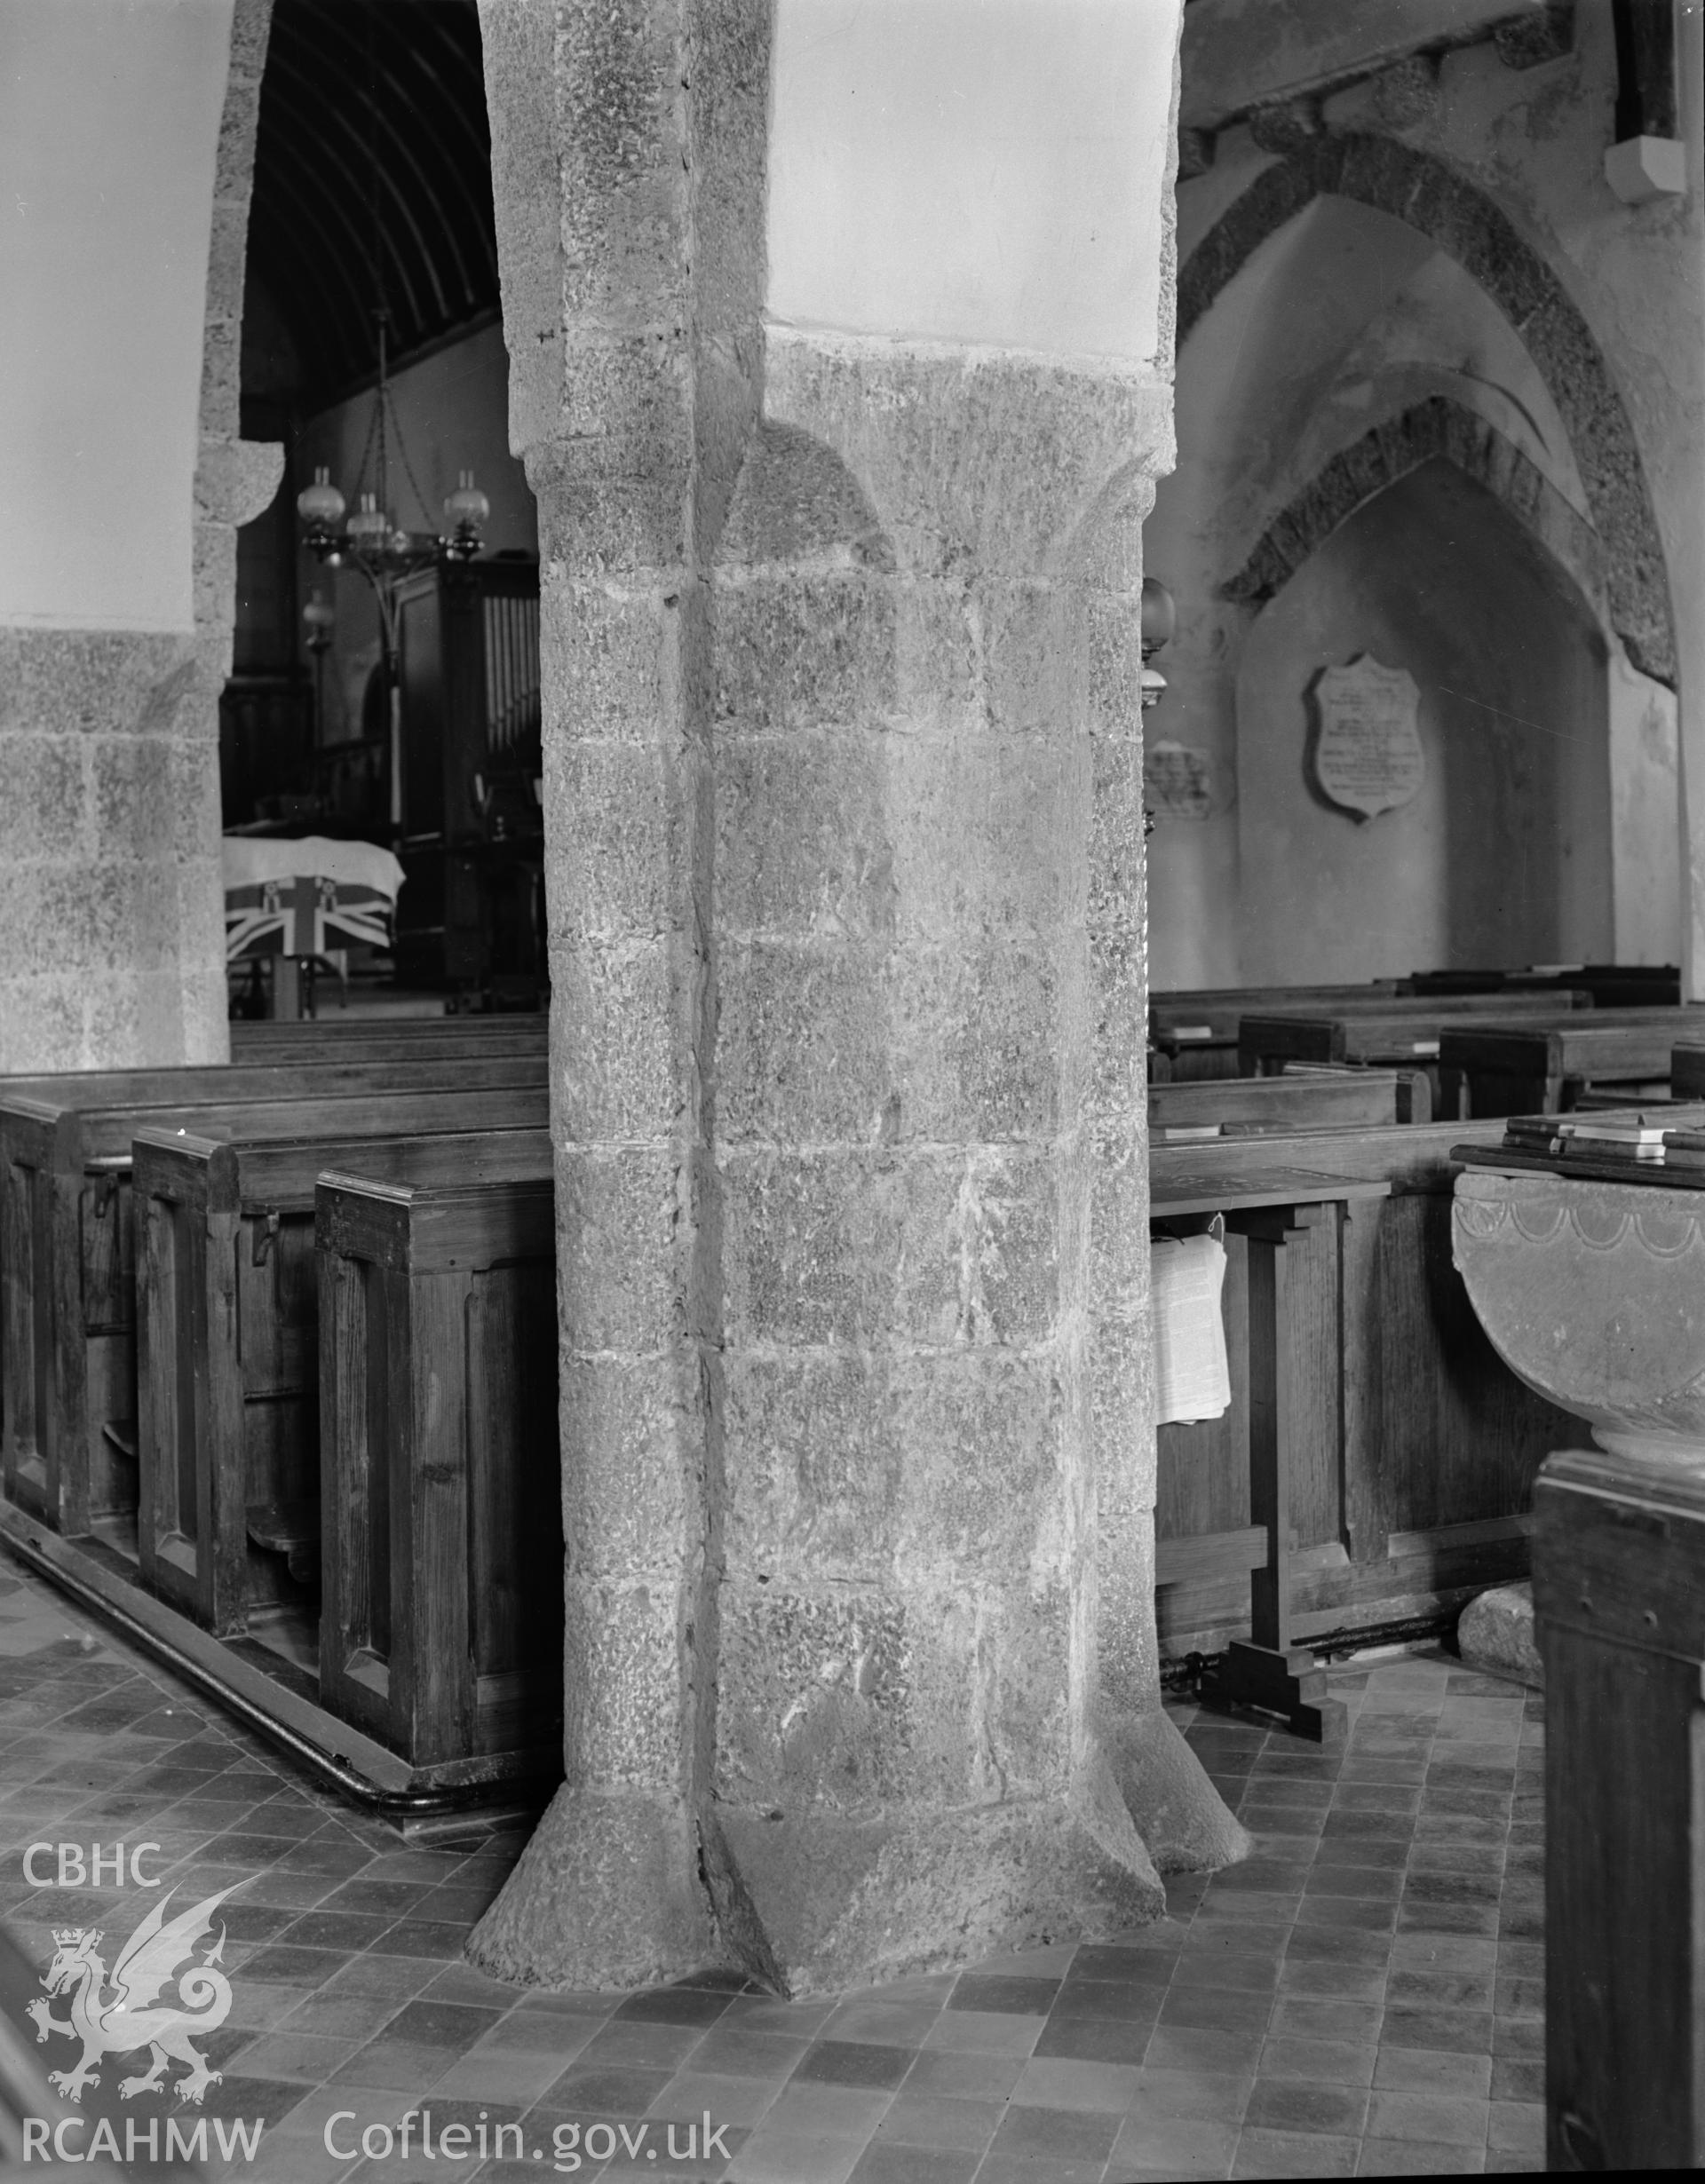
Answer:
(1104, 1707, 1255, 1873)
(703, 1743, 1165, 1998)
(467, 1788, 715, 1991)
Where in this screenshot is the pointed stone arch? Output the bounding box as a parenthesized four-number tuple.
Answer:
(1223, 396, 1606, 624)
(1178, 132, 1676, 686)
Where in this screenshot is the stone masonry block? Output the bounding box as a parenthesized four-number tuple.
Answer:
(716, 1585, 914, 1810)
(891, 1148, 1062, 1349)
(686, 0, 772, 337)
(558, 0, 691, 319)
(717, 940, 892, 1144)
(718, 418, 892, 574)
(0, 629, 194, 738)
(885, 736, 1073, 941)
(551, 938, 683, 1142)
(0, 976, 85, 1072)
(202, 200, 252, 327)
(1089, 736, 1148, 934)
(721, 1350, 903, 1582)
(713, 572, 896, 730)
(1087, 1125, 1150, 1310)
(543, 740, 683, 936)
(83, 971, 195, 1071)
(560, 329, 693, 467)
(564, 1576, 686, 1792)
(0, 737, 86, 861)
(555, 1147, 683, 1352)
(24, 862, 176, 977)
(90, 737, 219, 866)
(539, 583, 673, 744)
(561, 1355, 692, 1583)
(1090, 929, 1146, 1122)
(887, 944, 1065, 1143)
(890, 1353, 1065, 1587)
(891, 580, 981, 735)
(721, 1146, 1062, 1350)
(714, 731, 892, 939)
(531, 463, 690, 579)
(1080, 598, 1145, 742)
(720, 1151, 900, 1348)
(979, 579, 1080, 739)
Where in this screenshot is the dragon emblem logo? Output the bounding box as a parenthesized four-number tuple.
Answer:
(26, 1884, 239, 2106)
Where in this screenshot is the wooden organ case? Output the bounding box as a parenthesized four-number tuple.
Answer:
(393, 558, 545, 1007)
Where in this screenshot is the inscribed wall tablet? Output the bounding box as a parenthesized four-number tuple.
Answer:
(1144, 740, 1213, 820)
(1311, 655, 1424, 819)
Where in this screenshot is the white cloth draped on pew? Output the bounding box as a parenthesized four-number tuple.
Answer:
(221, 835, 405, 961)
(1152, 1230, 1232, 1424)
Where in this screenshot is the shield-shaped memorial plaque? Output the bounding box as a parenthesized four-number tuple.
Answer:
(1310, 654, 1424, 819)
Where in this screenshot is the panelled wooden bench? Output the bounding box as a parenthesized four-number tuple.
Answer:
(1150, 1120, 1596, 1662)
(1150, 983, 1400, 1082)
(317, 1159, 560, 1773)
(1149, 1070, 1409, 1141)
(0, 1036, 548, 1466)
(1405, 963, 1679, 1008)
(1, 1079, 548, 1547)
(131, 1124, 552, 1648)
(1440, 1007, 1705, 1115)
(1237, 992, 1593, 1112)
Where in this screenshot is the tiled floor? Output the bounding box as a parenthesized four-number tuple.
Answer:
(0, 1546, 1543, 2180)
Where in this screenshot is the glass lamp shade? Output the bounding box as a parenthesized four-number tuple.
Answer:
(1140, 575, 1177, 658)
(302, 590, 336, 641)
(297, 466, 346, 531)
(443, 470, 490, 534)
(347, 493, 390, 546)
(1140, 663, 1168, 710)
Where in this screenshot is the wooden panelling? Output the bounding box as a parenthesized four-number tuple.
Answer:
(319, 1171, 560, 1768)
(1151, 1121, 1593, 1654)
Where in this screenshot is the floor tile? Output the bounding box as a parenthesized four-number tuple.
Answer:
(0, 1565, 1557, 2184)
(1365, 2089, 1491, 2146)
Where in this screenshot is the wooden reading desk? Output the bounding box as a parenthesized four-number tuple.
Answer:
(1152, 1161, 1391, 1741)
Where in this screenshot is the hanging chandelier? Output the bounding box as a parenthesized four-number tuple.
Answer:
(294, 307, 490, 837)
(296, 310, 488, 576)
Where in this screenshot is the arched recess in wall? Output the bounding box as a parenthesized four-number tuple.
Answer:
(1177, 131, 1676, 685)
(1233, 455, 1614, 985)
(1223, 396, 1606, 621)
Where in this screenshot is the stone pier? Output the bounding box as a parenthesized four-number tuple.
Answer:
(0, 0, 275, 1072)
(471, 0, 1241, 1996)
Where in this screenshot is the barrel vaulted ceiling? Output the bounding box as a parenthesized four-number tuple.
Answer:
(247, 0, 501, 407)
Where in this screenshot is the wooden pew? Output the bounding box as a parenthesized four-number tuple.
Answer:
(226, 1022, 548, 1064)
(132, 1124, 552, 1649)
(1669, 1041, 1705, 1102)
(1533, 1447, 1705, 2168)
(1150, 983, 1400, 1082)
(317, 1160, 560, 1769)
(0, 1043, 548, 1480)
(1149, 1070, 1408, 1140)
(1237, 992, 1593, 1112)
(1149, 1120, 1596, 1658)
(1, 1081, 547, 1545)
(1406, 962, 1679, 1008)
(1440, 1007, 1705, 1116)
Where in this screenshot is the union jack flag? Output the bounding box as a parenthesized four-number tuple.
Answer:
(224, 873, 397, 961)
